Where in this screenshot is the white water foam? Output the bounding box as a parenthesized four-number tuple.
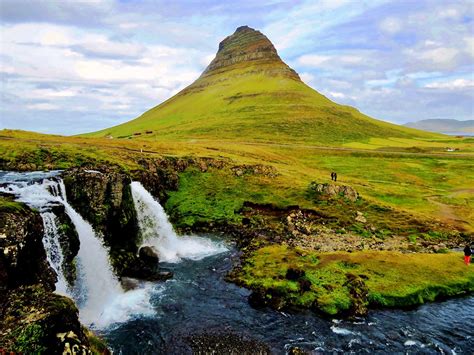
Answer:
(41, 211, 69, 295)
(330, 325, 355, 336)
(130, 181, 227, 263)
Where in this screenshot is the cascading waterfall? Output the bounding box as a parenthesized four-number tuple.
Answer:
(56, 180, 125, 326)
(41, 211, 69, 295)
(130, 181, 227, 263)
(0, 173, 154, 328)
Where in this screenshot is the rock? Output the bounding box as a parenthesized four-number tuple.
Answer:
(309, 182, 359, 202)
(355, 211, 367, 223)
(345, 273, 369, 317)
(62, 166, 139, 252)
(139, 246, 159, 264)
(286, 267, 305, 280)
(201, 25, 299, 81)
(120, 277, 141, 291)
(288, 346, 310, 355)
(0, 201, 56, 291)
(50, 205, 80, 286)
(0, 285, 98, 354)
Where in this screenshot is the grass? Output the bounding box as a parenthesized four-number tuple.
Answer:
(233, 245, 474, 315)
(1, 129, 473, 232)
(0, 196, 27, 212)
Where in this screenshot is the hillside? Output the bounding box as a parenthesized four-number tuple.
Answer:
(86, 26, 439, 145)
(404, 119, 474, 135)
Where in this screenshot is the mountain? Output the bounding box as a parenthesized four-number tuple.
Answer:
(86, 26, 438, 144)
(404, 119, 474, 135)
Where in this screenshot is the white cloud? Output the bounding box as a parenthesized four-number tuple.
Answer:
(297, 55, 330, 67)
(425, 78, 474, 90)
(27, 103, 60, 110)
(328, 91, 346, 99)
(379, 17, 402, 34)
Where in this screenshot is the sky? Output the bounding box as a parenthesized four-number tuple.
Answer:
(0, 0, 473, 135)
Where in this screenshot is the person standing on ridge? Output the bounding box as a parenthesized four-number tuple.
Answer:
(334, 172, 337, 182)
(464, 245, 472, 265)
(331, 172, 335, 181)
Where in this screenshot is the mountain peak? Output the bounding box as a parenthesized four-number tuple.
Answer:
(202, 26, 299, 80)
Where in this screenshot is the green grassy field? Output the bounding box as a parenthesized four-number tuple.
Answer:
(1, 129, 473, 232)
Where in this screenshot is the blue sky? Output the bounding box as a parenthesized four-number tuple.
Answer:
(0, 0, 473, 135)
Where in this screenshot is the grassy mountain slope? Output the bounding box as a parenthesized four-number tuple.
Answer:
(86, 26, 440, 145)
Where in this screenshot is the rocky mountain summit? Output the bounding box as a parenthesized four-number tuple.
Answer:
(201, 25, 300, 80)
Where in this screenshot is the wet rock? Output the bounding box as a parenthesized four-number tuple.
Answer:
(120, 276, 141, 291)
(120, 250, 173, 282)
(62, 166, 139, 252)
(248, 287, 286, 310)
(0, 201, 55, 291)
(50, 205, 80, 286)
(288, 346, 310, 355)
(345, 273, 369, 317)
(139, 246, 159, 264)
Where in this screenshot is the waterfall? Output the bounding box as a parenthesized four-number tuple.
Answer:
(56, 180, 124, 326)
(130, 181, 227, 263)
(0, 173, 154, 328)
(41, 211, 69, 295)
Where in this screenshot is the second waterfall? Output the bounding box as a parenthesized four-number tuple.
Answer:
(130, 181, 227, 263)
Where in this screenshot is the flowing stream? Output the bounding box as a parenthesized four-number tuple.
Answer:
(1, 171, 473, 353)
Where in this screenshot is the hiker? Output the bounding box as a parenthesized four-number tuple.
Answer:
(464, 244, 472, 265)
(334, 172, 337, 182)
(331, 172, 335, 181)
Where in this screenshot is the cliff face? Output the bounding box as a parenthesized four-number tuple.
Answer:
(201, 25, 300, 80)
(63, 166, 139, 250)
(0, 202, 56, 291)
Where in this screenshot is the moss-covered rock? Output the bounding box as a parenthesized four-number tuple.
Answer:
(0, 285, 97, 353)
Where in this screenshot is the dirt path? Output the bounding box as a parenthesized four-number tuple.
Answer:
(426, 195, 472, 231)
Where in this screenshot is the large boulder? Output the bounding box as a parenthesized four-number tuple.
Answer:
(0, 285, 104, 354)
(309, 182, 359, 202)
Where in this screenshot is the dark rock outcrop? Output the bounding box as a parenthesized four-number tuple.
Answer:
(0, 202, 56, 291)
(51, 204, 80, 285)
(63, 166, 139, 251)
(119, 246, 173, 282)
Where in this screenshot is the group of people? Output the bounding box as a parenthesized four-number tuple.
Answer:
(330, 172, 338, 181)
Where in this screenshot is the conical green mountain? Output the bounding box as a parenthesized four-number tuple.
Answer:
(87, 26, 437, 144)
